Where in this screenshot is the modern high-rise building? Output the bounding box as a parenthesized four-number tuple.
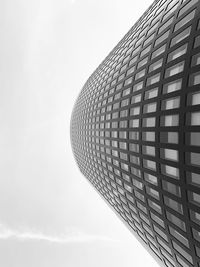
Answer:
(71, 0, 200, 266)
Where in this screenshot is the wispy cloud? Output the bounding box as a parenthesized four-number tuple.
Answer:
(0, 224, 118, 244)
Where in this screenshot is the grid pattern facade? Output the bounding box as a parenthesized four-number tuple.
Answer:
(70, 1, 200, 266)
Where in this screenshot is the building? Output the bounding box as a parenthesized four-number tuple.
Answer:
(70, 0, 200, 266)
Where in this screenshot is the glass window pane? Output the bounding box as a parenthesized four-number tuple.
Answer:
(189, 71, 200, 86)
(166, 211, 186, 231)
(145, 87, 158, 100)
(142, 131, 155, 142)
(143, 145, 155, 156)
(161, 97, 180, 110)
(194, 35, 200, 48)
(143, 102, 157, 113)
(158, 17, 173, 34)
(146, 186, 160, 200)
(189, 191, 200, 206)
(161, 114, 179, 126)
(174, 9, 196, 32)
(130, 106, 140, 115)
(164, 196, 183, 214)
(187, 172, 200, 187)
(163, 79, 182, 94)
(137, 56, 148, 68)
(191, 52, 200, 67)
(190, 112, 200, 125)
(161, 164, 180, 180)
(165, 61, 184, 78)
(148, 199, 162, 214)
(160, 132, 179, 144)
(178, 0, 198, 17)
(172, 241, 193, 264)
(140, 45, 151, 57)
(167, 44, 188, 62)
(151, 44, 166, 59)
(133, 81, 143, 92)
(135, 69, 146, 80)
(131, 94, 141, 104)
(155, 30, 170, 47)
(170, 26, 191, 47)
(146, 73, 160, 86)
(169, 226, 189, 247)
(162, 180, 181, 197)
(143, 117, 156, 127)
(188, 152, 200, 167)
(162, 148, 178, 161)
(144, 173, 158, 185)
(149, 58, 163, 72)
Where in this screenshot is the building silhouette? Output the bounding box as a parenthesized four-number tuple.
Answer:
(71, 0, 200, 266)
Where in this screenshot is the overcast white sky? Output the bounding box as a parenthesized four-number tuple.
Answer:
(0, 0, 160, 266)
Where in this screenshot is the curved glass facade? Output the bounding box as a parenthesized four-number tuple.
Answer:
(71, 1, 200, 266)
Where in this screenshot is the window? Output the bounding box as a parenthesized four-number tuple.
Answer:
(143, 117, 156, 127)
(166, 211, 186, 231)
(191, 52, 200, 67)
(130, 106, 140, 116)
(187, 152, 200, 167)
(161, 148, 178, 161)
(194, 35, 200, 48)
(144, 173, 158, 185)
(130, 119, 139, 128)
(161, 97, 180, 110)
(145, 87, 158, 100)
(178, 0, 198, 17)
(173, 242, 193, 264)
(146, 73, 160, 86)
(160, 114, 179, 126)
(163, 79, 182, 94)
(189, 112, 200, 125)
(154, 225, 168, 241)
(192, 228, 200, 243)
(146, 186, 159, 200)
(143, 159, 156, 171)
(143, 33, 155, 46)
(150, 212, 165, 228)
(165, 61, 184, 78)
(162, 180, 181, 197)
(189, 71, 200, 86)
(131, 94, 141, 104)
(188, 191, 200, 206)
(143, 102, 157, 113)
(148, 199, 162, 214)
(149, 58, 163, 72)
(186, 172, 200, 187)
(174, 9, 196, 32)
(169, 226, 189, 247)
(137, 56, 148, 68)
(170, 26, 191, 47)
(190, 210, 200, 225)
(164, 196, 183, 214)
(142, 145, 155, 156)
(133, 81, 143, 92)
(140, 45, 151, 57)
(151, 44, 166, 59)
(154, 30, 170, 47)
(142, 131, 155, 142)
(158, 17, 173, 34)
(188, 91, 200, 106)
(129, 131, 139, 140)
(161, 164, 179, 180)
(135, 69, 146, 80)
(167, 44, 188, 62)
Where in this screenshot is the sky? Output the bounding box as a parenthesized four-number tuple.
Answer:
(0, 0, 160, 266)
